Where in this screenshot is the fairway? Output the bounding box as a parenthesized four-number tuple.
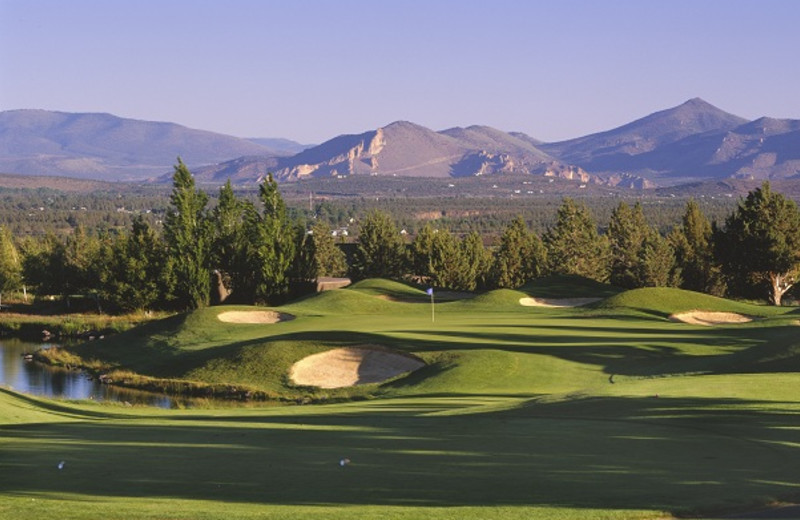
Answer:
(2, 278, 800, 520)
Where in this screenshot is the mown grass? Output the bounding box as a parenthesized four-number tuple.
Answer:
(2, 277, 800, 519)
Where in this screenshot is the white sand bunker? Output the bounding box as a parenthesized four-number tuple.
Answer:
(670, 311, 753, 326)
(289, 346, 425, 389)
(217, 311, 295, 324)
(519, 297, 601, 308)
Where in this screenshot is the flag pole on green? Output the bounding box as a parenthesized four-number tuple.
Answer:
(426, 287, 434, 322)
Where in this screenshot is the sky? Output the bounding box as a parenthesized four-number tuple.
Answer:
(1, 0, 799, 144)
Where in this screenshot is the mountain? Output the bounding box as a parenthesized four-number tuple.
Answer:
(539, 99, 800, 186)
(0, 110, 279, 181)
(190, 121, 589, 183)
(3, 101, 800, 188)
(245, 137, 312, 155)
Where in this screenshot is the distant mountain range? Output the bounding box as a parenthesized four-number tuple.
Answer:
(0, 110, 307, 181)
(1, 99, 799, 188)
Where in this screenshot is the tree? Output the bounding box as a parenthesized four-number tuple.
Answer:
(668, 199, 723, 294)
(543, 198, 609, 281)
(427, 228, 469, 290)
(492, 216, 546, 288)
(209, 180, 249, 297)
(459, 231, 491, 291)
(101, 216, 167, 312)
(715, 182, 800, 305)
(163, 158, 211, 310)
(308, 221, 347, 278)
(352, 210, 407, 280)
(248, 173, 296, 304)
(639, 230, 675, 288)
(0, 226, 22, 302)
(607, 202, 674, 288)
(410, 223, 437, 281)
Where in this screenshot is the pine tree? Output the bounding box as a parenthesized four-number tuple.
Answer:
(353, 210, 407, 280)
(163, 158, 211, 310)
(460, 231, 491, 290)
(668, 199, 721, 294)
(410, 223, 437, 281)
(492, 216, 546, 288)
(309, 221, 347, 277)
(102, 216, 167, 312)
(715, 182, 800, 305)
(248, 173, 296, 304)
(544, 198, 609, 281)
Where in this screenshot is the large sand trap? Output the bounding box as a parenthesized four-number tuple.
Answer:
(289, 346, 425, 389)
(670, 311, 753, 326)
(217, 311, 294, 324)
(519, 297, 601, 308)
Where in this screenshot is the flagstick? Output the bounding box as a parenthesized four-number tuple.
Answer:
(430, 292, 435, 323)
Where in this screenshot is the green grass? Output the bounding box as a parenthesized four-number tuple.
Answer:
(3, 278, 800, 519)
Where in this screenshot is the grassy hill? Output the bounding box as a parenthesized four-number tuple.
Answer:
(3, 277, 800, 519)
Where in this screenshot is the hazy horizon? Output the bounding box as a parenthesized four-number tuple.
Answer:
(1, 0, 798, 143)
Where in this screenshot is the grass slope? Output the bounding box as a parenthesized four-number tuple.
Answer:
(3, 279, 800, 519)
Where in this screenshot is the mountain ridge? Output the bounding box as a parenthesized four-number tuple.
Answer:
(2, 100, 799, 187)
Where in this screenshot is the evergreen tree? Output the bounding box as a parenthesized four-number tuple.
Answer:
(460, 231, 491, 291)
(639, 229, 676, 287)
(0, 226, 22, 301)
(308, 221, 347, 277)
(668, 199, 722, 294)
(209, 180, 248, 296)
(353, 210, 407, 280)
(715, 182, 800, 305)
(428, 229, 470, 290)
(101, 216, 167, 312)
(607, 202, 675, 288)
(163, 158, 211, 310)
(492, 216, 546, 288)
(248, 173, 296, 304)
(544, 198, 609, 282)
(410, 223, 437, 281)
(607, 202, 648, 288)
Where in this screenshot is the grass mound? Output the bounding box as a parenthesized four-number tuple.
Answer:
(349, 278, 428, 299)
(519, 274, 622, 299)
(592, 287, 783, 318)
(283, 288, 403, 315)
(456, 288, 531, 310)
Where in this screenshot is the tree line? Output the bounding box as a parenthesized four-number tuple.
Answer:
(0, 160, 798, 312)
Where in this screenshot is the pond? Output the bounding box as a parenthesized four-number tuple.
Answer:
(0, 338, 177, 408)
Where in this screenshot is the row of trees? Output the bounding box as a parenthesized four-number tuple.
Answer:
(338, 183, 800, 306)
(0, 160, 797, 311)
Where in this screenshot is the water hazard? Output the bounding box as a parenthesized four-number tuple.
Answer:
(0, 338, 176, 408)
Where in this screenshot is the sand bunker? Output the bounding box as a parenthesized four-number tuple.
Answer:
(289, 346, 425, 389)
(670, 311, 753, 326)
(519, 297, 601, 308)
(217, 311, 294, 324)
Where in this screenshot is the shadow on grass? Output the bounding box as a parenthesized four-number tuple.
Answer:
(1, 394, 798, 516)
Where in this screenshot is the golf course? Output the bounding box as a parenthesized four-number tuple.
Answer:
(2, 276, 800, 519)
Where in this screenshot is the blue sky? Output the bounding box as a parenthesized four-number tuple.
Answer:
(1, 0, 798, 143)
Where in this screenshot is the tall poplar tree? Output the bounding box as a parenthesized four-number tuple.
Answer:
(163, 158, 211, 310)
(249, 173, 295, 304)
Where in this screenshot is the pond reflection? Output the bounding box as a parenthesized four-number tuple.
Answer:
(0, 338, 177, 408)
